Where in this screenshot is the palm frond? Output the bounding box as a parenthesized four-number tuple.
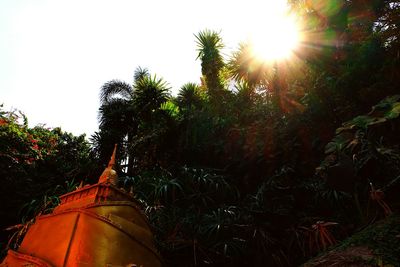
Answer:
(98, 98, 133, 128)
(228, 42, 271, 88)
(177, 83, 204, 109)
(100, 80, 133, 105)
(195, 30, 224, 60)
(134, 66, 150, 83)
(134, 75, 171, 114)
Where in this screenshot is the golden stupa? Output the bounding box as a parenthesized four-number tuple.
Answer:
(1, 145, 161, 267)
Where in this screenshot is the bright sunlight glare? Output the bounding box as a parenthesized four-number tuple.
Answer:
(247, 7, 302, 62)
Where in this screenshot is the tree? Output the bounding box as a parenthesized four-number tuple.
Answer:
(195, 30, 226, 102)
(228, 42, 271, 90)
(133, 75, 171, 124)
(96, 67, 150, 175)
(176, 82, 204, 112)
(96, 67, 173, 173)
(228, 42, 291, 116)
(98, 80, 135, 173)
(130, 74, 175, 169)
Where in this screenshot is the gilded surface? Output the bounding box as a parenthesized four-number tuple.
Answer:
(0, 146, 161, 267)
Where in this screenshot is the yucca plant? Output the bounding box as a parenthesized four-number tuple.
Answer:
(195, 29, 226, 100)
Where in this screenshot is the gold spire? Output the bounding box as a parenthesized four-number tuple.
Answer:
(98, 144, 118, 185)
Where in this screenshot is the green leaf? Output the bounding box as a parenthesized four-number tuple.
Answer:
(384, 102, 400, 119)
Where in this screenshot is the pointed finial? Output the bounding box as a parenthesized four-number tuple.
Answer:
(98, 144, 119, 185)
(108, 144, 117, 168)
(77, 180, 84, 189)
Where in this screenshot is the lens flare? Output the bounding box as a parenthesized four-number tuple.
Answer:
(250, 15, 301, 62)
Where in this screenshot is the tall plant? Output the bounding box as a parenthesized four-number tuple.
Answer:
(195, 30, 226, 102)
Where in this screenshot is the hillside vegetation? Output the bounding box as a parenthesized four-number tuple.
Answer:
(1, 0, 400, 266)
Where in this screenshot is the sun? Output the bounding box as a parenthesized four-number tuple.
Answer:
(249, 13, 302, 62)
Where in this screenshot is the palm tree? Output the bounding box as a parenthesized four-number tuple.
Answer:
(177, 82, 204, 112)
(97, 80, 135, 171)
(176, 83, 205, 155)
(129, 74, 174, 169)
(96, 67, 150, 175)
(195, 30, 225, 100)
(228, 42, 284, 115)
(133, 74, 171, 123)
(133, 66, 150, 83)
(100, 80, 134, 106)
(228, 42, 272, 90)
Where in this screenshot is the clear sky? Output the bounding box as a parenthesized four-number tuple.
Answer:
(0, 0, 290, 137)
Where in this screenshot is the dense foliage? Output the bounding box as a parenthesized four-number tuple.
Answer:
(1, 0, 399, 266)
(93, 1, 399, 265)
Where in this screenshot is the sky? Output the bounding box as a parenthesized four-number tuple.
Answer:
(0, 0, 290, 137)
